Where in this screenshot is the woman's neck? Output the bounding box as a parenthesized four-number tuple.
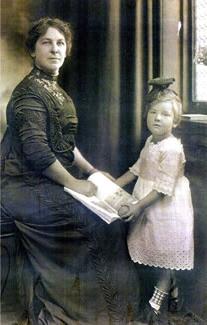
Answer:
(34, 64, 59, 77)
(33, 65, 58, 81)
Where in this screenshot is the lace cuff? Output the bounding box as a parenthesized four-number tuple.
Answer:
(129, 160, 141, 176)
(153, 179, 175, 196)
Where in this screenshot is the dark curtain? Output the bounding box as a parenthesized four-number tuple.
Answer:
(29, 0, 156, 176)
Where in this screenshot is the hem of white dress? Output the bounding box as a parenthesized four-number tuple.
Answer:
(131, 258, 194, 271)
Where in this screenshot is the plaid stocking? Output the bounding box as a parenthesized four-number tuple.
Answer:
(149, 286, 168, 312)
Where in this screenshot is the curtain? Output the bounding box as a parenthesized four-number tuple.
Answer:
(60, 0, 156, 175)
(1, 0, 190, 174)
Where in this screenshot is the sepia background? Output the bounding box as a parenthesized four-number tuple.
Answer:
(1, 0, 207, 323)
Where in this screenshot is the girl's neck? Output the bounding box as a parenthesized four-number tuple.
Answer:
(151, 133, 173, 144)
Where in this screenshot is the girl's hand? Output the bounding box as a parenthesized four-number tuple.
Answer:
(70, 180, 97, 197)
(118, 203, 142, 222)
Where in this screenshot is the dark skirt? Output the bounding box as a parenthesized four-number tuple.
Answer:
(1, 176, 140, 325)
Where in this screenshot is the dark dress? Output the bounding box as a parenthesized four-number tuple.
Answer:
(1, 67, 139, 325)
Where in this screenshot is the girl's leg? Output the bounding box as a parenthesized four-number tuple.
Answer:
(169, 270, 178, 298)
(137, 268, 172, 324)
(149, 268, 171, 313)
(168, 271, 184, 312)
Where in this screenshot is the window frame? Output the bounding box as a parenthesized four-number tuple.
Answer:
(191, 0, 207, 112)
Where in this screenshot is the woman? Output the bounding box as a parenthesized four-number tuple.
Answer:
(1, 17, 139, 325)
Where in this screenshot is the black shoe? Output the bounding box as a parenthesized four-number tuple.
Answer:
(137, 304, 169, 325)
(168, 286, 184, 313)
(148, 310, 169, 325)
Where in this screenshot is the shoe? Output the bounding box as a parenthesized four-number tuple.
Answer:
(168, 286, 184, 313)
(136, 304, 169, 325)
(148, 310, 169, 325)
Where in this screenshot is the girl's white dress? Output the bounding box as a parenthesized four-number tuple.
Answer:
(128, 135, 194, 270)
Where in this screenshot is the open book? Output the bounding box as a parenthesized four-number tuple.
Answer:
(64, 171, 137, 224)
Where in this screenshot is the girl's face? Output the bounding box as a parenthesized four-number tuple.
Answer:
(31, 27, 67, 75)
(147, 101, 177, 142)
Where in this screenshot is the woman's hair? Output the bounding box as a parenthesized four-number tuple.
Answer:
(25, 17, 72, 56)
(145, 78, 182, 125)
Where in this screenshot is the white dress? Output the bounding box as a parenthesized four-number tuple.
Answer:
(127, 135, 194, 270)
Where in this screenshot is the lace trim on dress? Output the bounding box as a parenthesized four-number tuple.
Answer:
(35, 78, 65, 105)
(129, 164, 140, 176)
(128, 245, 194, 270)
(153, 183, 174, 196)
(27, 69, 78, 154)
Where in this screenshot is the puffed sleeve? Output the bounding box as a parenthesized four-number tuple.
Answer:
(153, 145, 185, 196)
(129, 158, 141, 176)
(129, 137, 151, 176)
(15, 97, 57, 171)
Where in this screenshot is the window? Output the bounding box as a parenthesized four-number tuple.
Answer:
(192, 0, 207, 104)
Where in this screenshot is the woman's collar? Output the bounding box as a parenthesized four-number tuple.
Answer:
(32, 66, 58, 81)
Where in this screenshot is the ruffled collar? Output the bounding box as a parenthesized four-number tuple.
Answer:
(32, 66, 58, 82)
(148, 134, 175, 145)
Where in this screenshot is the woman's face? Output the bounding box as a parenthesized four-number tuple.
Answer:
(32, 27, 67, 75)
(147, 101, 176, 142)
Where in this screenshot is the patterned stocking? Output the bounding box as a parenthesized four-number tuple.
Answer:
(149, 286, 168, 312)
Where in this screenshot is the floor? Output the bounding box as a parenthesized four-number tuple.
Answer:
(1, 238, 207, 325)
(1, 290, 206, 325)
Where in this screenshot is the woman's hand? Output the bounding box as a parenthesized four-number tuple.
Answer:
(118, 203, 142, 222)
(69, 179, 97, 197)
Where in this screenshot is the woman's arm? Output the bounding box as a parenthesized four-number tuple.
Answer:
(73, 147, 97, 176)
(73, 147, 116, 181)
(16, 99, 96, 196)
(115, 170, 137, 188)
(42, 160, 97, 196)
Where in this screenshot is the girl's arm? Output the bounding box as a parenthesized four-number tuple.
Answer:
(119, 190, 164, 221)
(115, 170, 137, 188)
(136, 190, 164, 211)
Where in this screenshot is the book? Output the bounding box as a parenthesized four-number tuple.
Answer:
(182, 114, 207, 121)
(64, 171, 137, 224)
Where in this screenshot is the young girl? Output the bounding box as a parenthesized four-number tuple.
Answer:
(116, 78, 194, 324)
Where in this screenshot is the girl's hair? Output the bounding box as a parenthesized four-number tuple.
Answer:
(25, 17, 72, 57)
(146, 78, 182, 125)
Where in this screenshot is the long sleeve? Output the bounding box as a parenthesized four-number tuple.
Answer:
(15, 97, 57, 171)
